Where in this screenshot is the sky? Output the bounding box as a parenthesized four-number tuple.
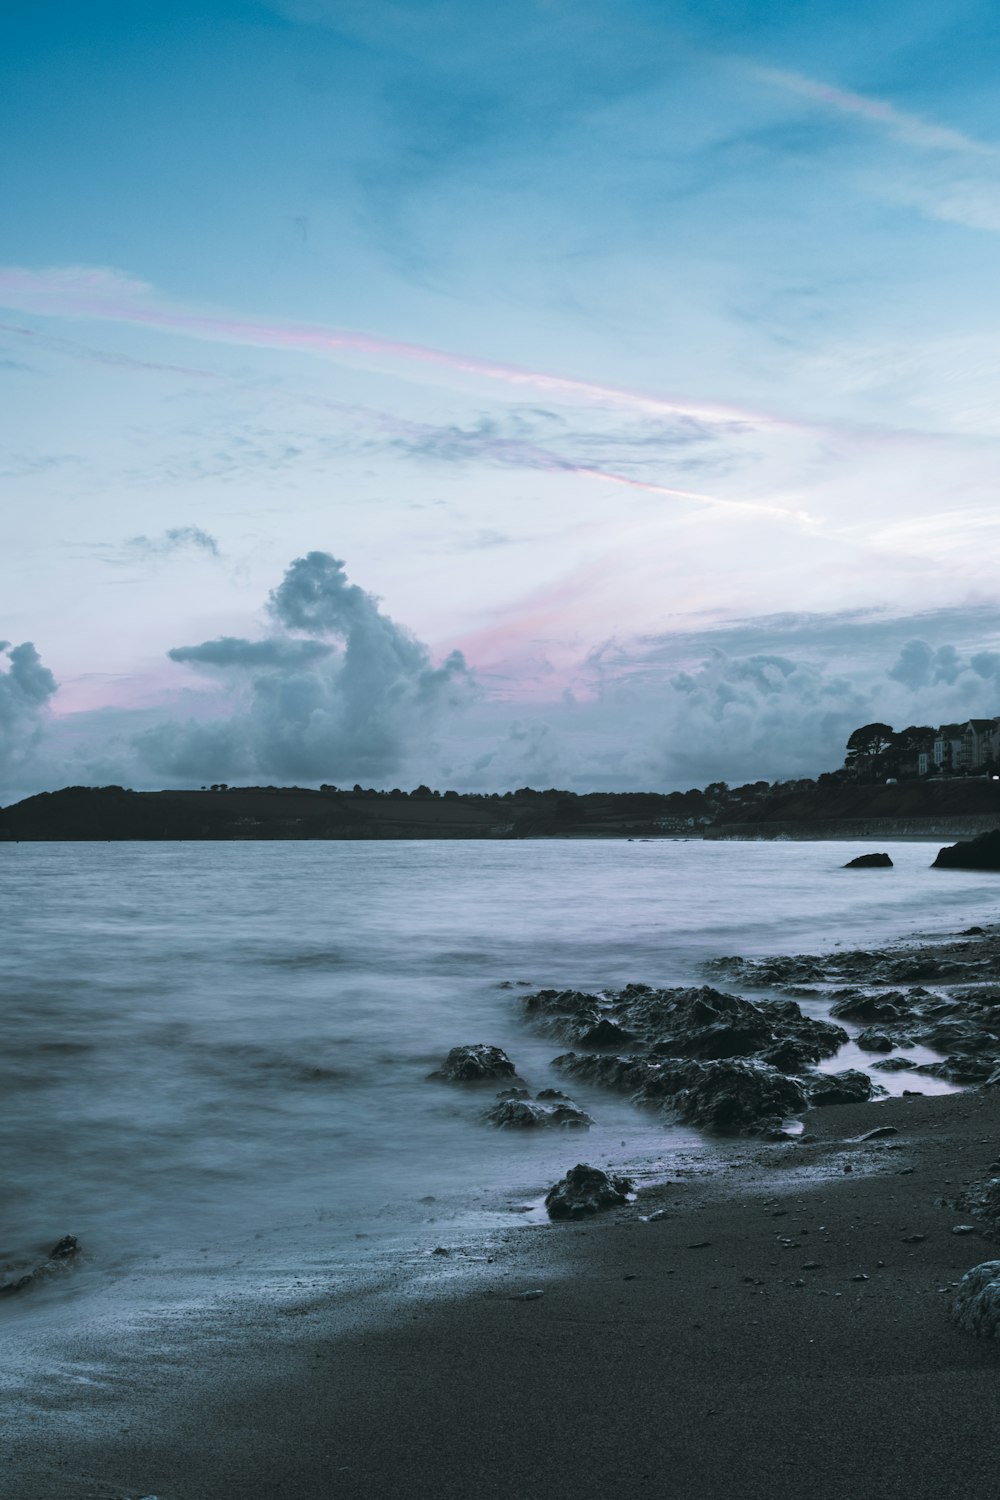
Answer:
(4, 0, 1000, 798)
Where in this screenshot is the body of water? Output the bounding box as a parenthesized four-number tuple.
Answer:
(1, 837, 995, 1332)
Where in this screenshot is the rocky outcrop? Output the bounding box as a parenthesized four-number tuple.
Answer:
(484, 1088, 593, 1129)
(844, 852, 893, 868)
(553, 1051, 807, 1134)
(544, 1163, 633, 1220)
(952, 1260, 1000, 1337)
(933, 829, 1000, 871)
(522, 984, 843, 1065)
(430, 1045, 518, 1082)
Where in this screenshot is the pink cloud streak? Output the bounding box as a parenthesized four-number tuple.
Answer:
(0, 264, 780, 429)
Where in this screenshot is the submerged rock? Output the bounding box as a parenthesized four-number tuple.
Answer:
(485, 1091, 593, 1130)
(0, 1234, 81, 1297)
(934, 830, 1000, 872)
(430, 1045, 518, 1082)
(544, 1162, 633, 1220)
(953, 1260, 1000, 1337)
(844, 852, 893, 868)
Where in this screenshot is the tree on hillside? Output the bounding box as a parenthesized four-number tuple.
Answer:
(845, 722, 895, 773)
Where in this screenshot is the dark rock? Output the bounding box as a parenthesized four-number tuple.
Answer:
(554, 1049, 805, 1134)
(933, 830, 1000, 872)
(544, 1162, 633, 1220)
(856, 1028, 895, 1053)
(829, 992, 908, 1023)
(953, 1260, 1000, 1337)
(964, 926, 987, 936)
(844, 852, 893, 868)
(755, 1000, 847, 1060)
(430, 1045, 518, 1082)
(859, 1125, 899, 1140)
(484, 1092, 593, 1129)
(496, 1087, 530, 1100)
(659, 1058, 807, 1134)
(915, 1054, 1000, 1084)
(806, 1069, 884, 1106)
(956, 1177, 1000, 1232)
(0, 1234, 81, 1296)
(0, 1271, 36, 1297)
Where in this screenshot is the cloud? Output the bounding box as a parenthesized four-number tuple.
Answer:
(0, 641, 58, 780)
(751, 65, 1000, 235)
(752, 66, 996, 157)
(168, 637, 333, 669)
(10, 588, 1000, 799)
(137, 552, 476, 781)
(123, 527, 221, 561)
(0, 264, 780, 429)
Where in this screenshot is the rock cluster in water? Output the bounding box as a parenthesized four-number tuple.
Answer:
(843, 852, 893, 868)
(544, 1162, 633, 1219)
(708, 934, 1000, 1087)
(484, 1088, 593, 1130)
(518, 982, 860, 1135)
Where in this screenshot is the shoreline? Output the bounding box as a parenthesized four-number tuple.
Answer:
(6, 1087, 1000, 1499)
(8, 918, 1000, 1499)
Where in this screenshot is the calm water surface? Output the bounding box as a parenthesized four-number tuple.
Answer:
(1, 838, 996, 1327)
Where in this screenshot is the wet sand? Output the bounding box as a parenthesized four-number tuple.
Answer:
(7, 1086, 1000, 1500)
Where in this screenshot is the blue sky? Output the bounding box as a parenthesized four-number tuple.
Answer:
(4, 0, 1000, 794)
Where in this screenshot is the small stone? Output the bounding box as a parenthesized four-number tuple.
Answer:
(902, 1234, 927, 1244)
(516, 1289, 544, 1300)
(852, 1273, 869, 1282)
(859, 1126, 899, 1142)
(953, 1224, 979, 1236)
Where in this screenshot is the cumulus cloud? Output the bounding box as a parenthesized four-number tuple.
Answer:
(9, 584, 1000, 799)
(139, 551, 476, 782)
(0, 641, 58, 780)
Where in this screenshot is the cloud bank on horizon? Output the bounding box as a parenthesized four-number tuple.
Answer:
(4, 0, 1000, 796)
(7, 550, 1000, 800)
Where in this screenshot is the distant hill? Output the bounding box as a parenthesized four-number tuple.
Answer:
(4, 777, 1000, 842)
(0, 784, 708, 841)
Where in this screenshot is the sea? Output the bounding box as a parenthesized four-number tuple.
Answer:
(2, 836, 997, 1341)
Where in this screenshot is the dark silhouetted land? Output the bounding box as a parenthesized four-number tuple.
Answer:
(3, 777, 1000, 840)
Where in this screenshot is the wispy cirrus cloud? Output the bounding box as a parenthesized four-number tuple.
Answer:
(0, 264, 782, 429)
(751, 64, 1000, 235)
(752, 65, 997, 157)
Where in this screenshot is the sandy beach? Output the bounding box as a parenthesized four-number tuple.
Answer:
(6, 1079, 1000, 1500)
